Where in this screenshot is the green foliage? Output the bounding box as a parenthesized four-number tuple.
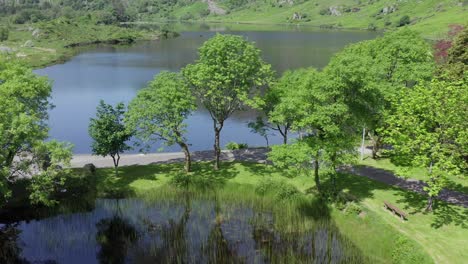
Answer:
(183, 34, 273, 169)
(247, 117, 270, 146)
(384, 77, 467, 209)
(89, 100, 132, 170)
(398, 15, 411, 27)
(225, 142, 249, 150)
(255, 177, 301, 201)
(0, 58, 72, 207)
(447, 26, 468, 65)
(126, 71, 195, 149)
(0, 27, 9, 42)
(268, 141, 314, 177)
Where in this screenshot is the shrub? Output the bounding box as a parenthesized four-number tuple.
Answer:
(368, 23, 377, 31)
(0, 27, 8, 42)
(398, 15, 411, 27)
(344, 202, 362, 215)
(180, 13, 194, 21)
(319, 8, 330, 16)
(255, 178, 301, 201)
(225, 142, 248, 150)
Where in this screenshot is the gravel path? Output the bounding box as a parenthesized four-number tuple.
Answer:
(72, 148, 467, 208)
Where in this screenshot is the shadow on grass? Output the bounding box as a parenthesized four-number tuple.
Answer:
(95, 162, 240, 197)
(326, 171, 468, 229)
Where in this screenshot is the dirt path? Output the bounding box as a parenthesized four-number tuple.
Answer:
(71, 148, 468, 208)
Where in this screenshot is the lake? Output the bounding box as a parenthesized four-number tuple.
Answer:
(35, 24, 378, 154)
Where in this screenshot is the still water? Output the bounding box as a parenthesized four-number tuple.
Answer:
(35, 25, 378, 153)
(0, 197, 365, 263)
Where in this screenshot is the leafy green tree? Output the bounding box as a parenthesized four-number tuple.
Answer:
(248, 117, 270, 147)
(384, 77, 468, 211)
(254, 69, 308, 145)
(0, 58, 72, 207)
(183, 34, 273, 170)
(326, 29, 434, 159)
(269, 68, 358, 192)
(126, 71, 196, 173)
(89, 100, 132, 175)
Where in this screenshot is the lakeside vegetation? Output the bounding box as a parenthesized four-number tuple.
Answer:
(0, 2, 467, 263)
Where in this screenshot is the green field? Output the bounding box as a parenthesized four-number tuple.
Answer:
(87, 161, 468, 263)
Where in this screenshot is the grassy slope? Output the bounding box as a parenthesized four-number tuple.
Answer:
(1, 18, 158, 68)
(174, 0, 467, 39)
(93, 161, 468, 263)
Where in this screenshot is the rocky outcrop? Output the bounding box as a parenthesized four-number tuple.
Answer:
(329, 6, 342, 16)
(380, 5, 397, 15)
(23, 40, 34, 47)
(292, 12, 302, 20)
(204, 0, 226, 15)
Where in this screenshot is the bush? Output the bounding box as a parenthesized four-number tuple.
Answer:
(180, 13, 194, 21)
(368, 23, 377, 31)
(225, 142, 248, 150)
(344, 202, 362, 215)
(319, 8, 330, 16)
(0, 27, 8, 42)
(255, 178, 301, 201)
(398, 15, 411, 27)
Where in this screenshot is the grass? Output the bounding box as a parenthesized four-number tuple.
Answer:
(90, 161, 468, 263)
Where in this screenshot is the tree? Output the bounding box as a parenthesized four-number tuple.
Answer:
(254, 69, 308, 145)
(248, 117, 270, 147)
(0, 58, 72, 207)
(126, 71, 196, 173)
(89, 100, 132, 175)
(384, 77, 468, 211)
(326, 29, 434, 159)
(183, 34, 273, 170)
(269, 68, 358, 192)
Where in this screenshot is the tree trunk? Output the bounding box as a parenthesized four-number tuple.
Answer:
(314, 155, 320, 191)
(368, 132, 381, 159)
(213, 120, 224, 170)
(179, 142, 192, 173)
(331, 152, 337, 194)
(425, 195, 434, 212)
(277, 124, 288, 144)
(111, 153, 120, 176)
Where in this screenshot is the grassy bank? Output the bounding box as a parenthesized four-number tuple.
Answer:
(90, 161, 467, 263)
(0, 18, 161, 68)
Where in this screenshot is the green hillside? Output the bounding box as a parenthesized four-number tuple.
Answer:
(195, 0, 468, 39)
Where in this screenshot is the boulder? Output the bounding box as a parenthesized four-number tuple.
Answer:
(32, 29, 41, 38)
(83, 163, 97, 176)
(292, 12, 302, 20)
(329, 6, 342, 16)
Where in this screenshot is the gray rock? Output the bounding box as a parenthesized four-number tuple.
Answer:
(292, 12, 302, 20)
(83, 163, 97, 175)
(329, 6, 342, 16)
(32, 29, 41, 38)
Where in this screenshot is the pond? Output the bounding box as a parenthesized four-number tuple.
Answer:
(0, 193, 366, 263)
(35, 24, 379, 154)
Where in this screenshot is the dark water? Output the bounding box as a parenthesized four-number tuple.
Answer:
(0, 198, 364, 264)
(35, 27, 378, 153)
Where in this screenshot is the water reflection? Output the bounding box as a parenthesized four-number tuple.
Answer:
(0, 197, 365, 263)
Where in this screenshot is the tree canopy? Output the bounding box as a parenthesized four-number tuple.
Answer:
(0, 58, 72, 206)
(183, 34, 273, 170)
(126, 71, 196, 172)
(89, 100, 132, 174)
(384, 76, 468, 210)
